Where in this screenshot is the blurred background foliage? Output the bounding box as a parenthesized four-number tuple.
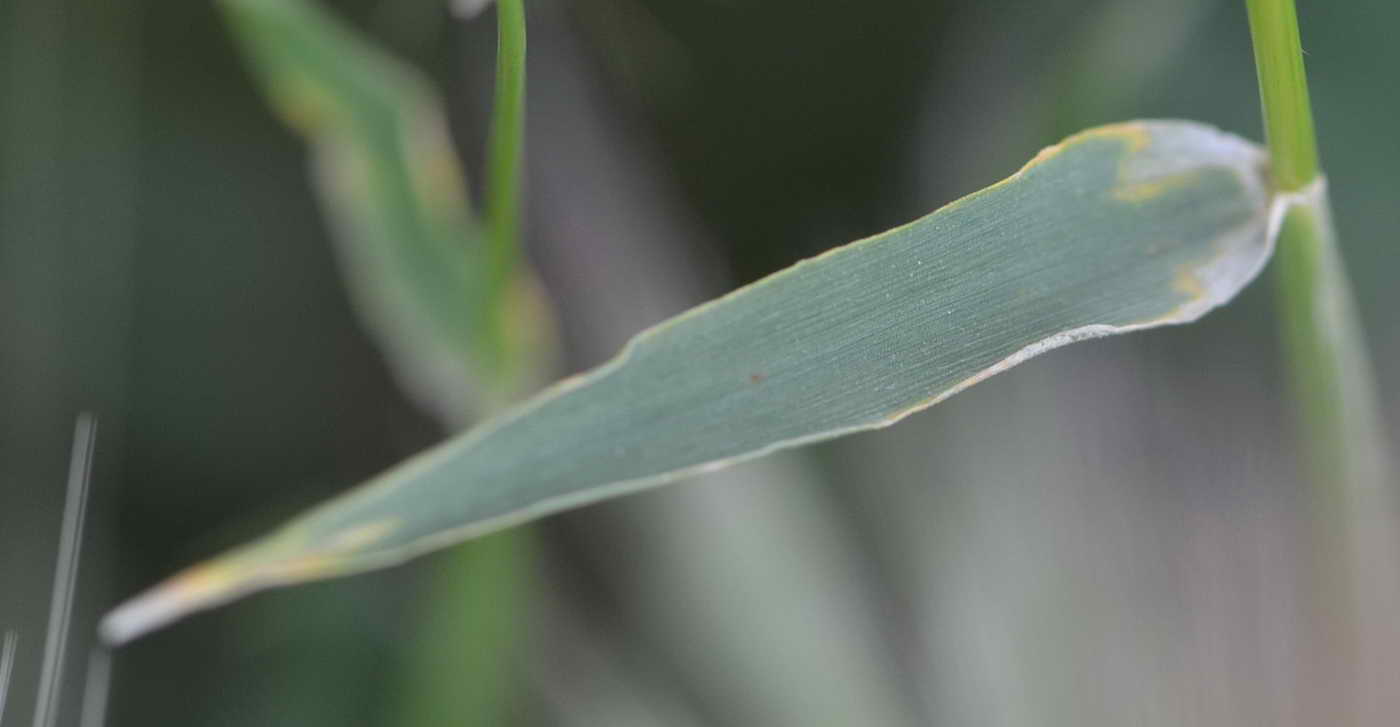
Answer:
(2, 0, 1397, 724)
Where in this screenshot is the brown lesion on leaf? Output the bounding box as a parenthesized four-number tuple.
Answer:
(749, 373, 767, 384)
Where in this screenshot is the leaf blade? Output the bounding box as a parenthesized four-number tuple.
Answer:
(102, 120, 1276, 643)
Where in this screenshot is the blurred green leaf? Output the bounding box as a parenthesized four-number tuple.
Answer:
(219, 2, 545, 724)
(221, 0, 551, 423)
(103, 119, 1280, 641)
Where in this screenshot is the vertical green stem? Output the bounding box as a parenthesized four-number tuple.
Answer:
(1245, 0, 1318, 192)
(1245, 0, 1393, 498)
(1271, 204, 1391, 500)
(1270, 201, 1398, 724)
(395, 531, 531, 726)
(485, 0, 527, 292)
(400, 5, 534, 725)
(1246, 0, 1397, 721)
(402, 160, 538, 720)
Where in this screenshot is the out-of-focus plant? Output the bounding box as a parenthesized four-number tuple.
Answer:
(211, 0, 551, 721)
(100, 13, 1391, 726)
(1246, 0, 1399, 721)
(217, 0, 551, 423)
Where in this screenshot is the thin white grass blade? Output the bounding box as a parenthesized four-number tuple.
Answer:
(0, 631, 17, 725)
(33, 414, 96, 727)
(77, 649, 111, 727)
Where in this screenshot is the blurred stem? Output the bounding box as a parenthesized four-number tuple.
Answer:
(396, 531, 531, 726)
(1270, 183, 1398, 727)
(400, 4, 534, 725)
(485, 0, 526, 292)
(1245, 0, 1392, 491)
(218, 0, 537, 721)
(1272, 203, 1391, 500)
(1248, 1, 1397, 718)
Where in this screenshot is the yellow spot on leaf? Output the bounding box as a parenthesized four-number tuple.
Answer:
(270, 555, 342, 582)
(1173, 265, 1207, 300)
(1113, 170, 1203, 203)
(1010, 122, 1153, 184)
(325, 519, 400, 551)
(167, 563, 236, 602)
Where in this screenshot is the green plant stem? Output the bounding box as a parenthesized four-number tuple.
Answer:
(402, 5, 533, 725)
(1273, 201, 1392, 497)
(1245, 0, 1392, 489)
(1272, 193, 1400, 726)
(1244, 0, 1318, 192)
(395, 531, 530, 726)
(340, 1, 533, 722)
(485, 0, 526, 293)
(1248, 0, 1397, 718)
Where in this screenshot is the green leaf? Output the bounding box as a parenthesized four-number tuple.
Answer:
(102, 120, 1279, 643)
(221, 0, 551, 422)
(221, 4, 543, 723)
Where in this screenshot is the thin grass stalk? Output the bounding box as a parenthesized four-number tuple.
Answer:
(1246, 0, 1390, 484)
(1245, 0, 1317, 192)
(1246, 0, 1395, 550)
(484, 0, 527, 300)
(399, 3, 534, 723)
(1245, 0, 1398, 722)
(0, 631, 17, 723)
(33, 414, 96, 727)
(77, 649, 111, 727)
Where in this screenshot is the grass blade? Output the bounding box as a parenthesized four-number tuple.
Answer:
(77, 649, 110, 727)
(102, 119, 1280, 643)
(1246, 3, 1400, 719)
(220, 0, 550, 422)
(0, 631, 16, 724)
(219, 1, 546, 723)
(391, 530, 529, 724)
(34, 414, 96, 727)
(483, 0, 527, 301)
